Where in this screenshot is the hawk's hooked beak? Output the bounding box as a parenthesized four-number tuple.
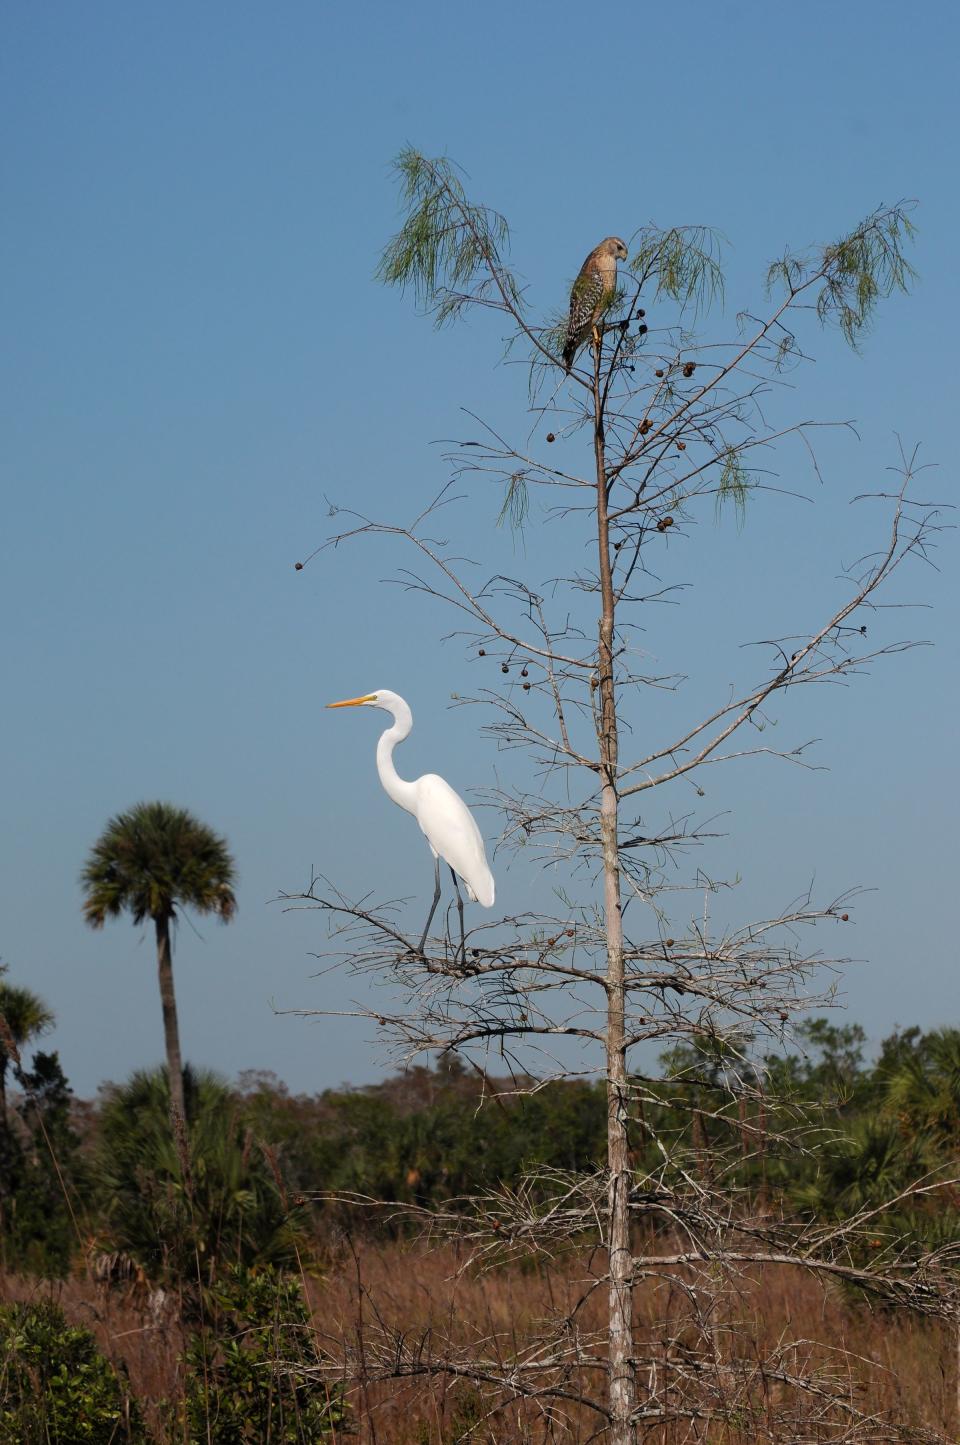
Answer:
(327, 694, 376, 709)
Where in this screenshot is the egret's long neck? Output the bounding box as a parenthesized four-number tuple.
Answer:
(376, 703, 417, 815)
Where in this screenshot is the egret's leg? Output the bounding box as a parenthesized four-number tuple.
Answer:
(450, 867, 466, 962)
(419, 857, 442, 955)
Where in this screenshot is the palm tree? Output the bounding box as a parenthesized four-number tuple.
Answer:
(0, 966, 54, 1120)
(80, 802, 237, 1132)
(880, 1027, 960, 1146)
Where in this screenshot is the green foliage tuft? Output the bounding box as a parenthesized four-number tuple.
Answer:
(497, 471, 530, 533)
(629, 224, 726, 314)
(767, 202, 917, 349)
(715, 447, 751, 525)
(0, 1299, 146, 1442)
(377, 148, 523, 326)
(532, 315, 571, 373)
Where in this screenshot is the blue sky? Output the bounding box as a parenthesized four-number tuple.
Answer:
(1, 0, 956, 1098)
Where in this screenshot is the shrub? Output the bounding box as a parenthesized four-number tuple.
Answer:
(181, 1265, 347, 1441)
(95, 1066, 308, 1289)
(0, 1298, 146, 1443)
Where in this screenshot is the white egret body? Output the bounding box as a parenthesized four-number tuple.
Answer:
(327, 690, 495, 950)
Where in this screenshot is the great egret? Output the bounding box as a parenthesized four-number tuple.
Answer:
(327, 690, 495, 954)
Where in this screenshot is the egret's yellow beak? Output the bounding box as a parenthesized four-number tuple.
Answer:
(327, 694, 376, 709)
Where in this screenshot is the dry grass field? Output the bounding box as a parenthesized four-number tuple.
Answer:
(2, 1239, 955, 1442)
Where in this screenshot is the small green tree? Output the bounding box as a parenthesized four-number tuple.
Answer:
(80, 801, 237, 1132)
(181, 1265, 347, 1442)
(0, 967, 57, 1268)
(0, 1298, 146, 1443)
(6, 1050, 84, 1276)
(0, 966, 54, 1121)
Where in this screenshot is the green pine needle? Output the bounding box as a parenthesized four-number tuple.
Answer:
(767, 202, 917, 350)
(629, 224, 726, 315)
(377, 148, 523, 326)
(498, 472, 530, 534)
(716, 448, 751, 526)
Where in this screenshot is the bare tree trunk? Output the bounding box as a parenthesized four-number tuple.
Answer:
(594, 353, 637, 1443)
(304, 168, 947, 1437)
(154, 913, 187, 1143)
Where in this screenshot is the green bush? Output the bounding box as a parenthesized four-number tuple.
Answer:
(3, 1051, 86, 1277)
(95, 1066, 308, 1288)
(181, 1265, 347, 1442)
(0, 1299, 146, 1443)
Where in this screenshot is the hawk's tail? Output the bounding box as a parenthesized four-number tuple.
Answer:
(562, 340, 575, 374)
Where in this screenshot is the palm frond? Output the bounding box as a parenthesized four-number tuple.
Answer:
(81, 801, 237, 927)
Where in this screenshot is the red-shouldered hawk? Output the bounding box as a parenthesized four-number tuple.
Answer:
(562, 236, 629, 373)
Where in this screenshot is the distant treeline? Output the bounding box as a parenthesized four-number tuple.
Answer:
(2, 1018, 960, 1282)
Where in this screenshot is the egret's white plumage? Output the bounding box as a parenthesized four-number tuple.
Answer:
(327, 690, 495, 915)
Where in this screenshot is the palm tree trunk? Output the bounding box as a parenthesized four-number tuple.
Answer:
(0, 1057, 8, 1181)
(594, 357, 637, 1444)
(155, 913, 187, 1137)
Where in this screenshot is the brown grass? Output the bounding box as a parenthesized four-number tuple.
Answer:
(1, 1240, 954, 1442)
